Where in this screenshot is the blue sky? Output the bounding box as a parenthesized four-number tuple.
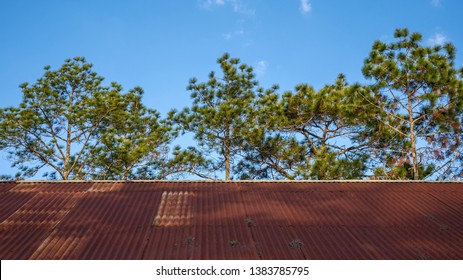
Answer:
(1, 0, 462, 178)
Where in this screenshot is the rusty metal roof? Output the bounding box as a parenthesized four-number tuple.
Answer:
(0, 180, 462, 260)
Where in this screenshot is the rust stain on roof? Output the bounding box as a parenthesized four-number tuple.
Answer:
(0, 180, 462, 260)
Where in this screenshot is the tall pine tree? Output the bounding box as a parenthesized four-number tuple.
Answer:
(0, 57, 175, 180)
(175, 53, 264, 180)
(362, 28, 463, 179)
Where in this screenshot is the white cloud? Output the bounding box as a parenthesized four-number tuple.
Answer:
(230, 0, 255, 16)
(300, 0, 312, 14)
(255, 60, 268, 76)
(200, 0, 225, 7)
(199, 0, 255, 16)
(428, 33, 446, 45)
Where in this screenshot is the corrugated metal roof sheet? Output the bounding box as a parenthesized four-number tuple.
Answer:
(0, 180, 462, 260)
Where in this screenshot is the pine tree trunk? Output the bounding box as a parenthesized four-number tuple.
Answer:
(408, 95, 419, 180)
(225, 152, 230, 180)
(63, 90, 73, 180)
(410, 126, 419, 180)
(224, 125, 231, 180)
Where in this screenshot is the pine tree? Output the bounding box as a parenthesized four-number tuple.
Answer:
(0, 57, 175, 180)
(362, 28, 463, 179)
(79, 86, 175, 180)
(174, 53, 263, 180)
(241, 75, 374, 179)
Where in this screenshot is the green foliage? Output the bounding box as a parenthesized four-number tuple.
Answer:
(0, 57, 174, 180)
(174, 53, 267, 180)
(241, 75, 374, 179)
(1, 28, 462, 181)
(79, 86, 176, 180)
(362, 28, 463, 179)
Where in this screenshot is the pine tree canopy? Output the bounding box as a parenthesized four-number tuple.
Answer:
(1, 29, 462, 181)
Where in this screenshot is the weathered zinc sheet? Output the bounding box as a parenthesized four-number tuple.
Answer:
(0, 180, 461, 260)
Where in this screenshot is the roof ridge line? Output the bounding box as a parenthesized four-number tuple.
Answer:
(3, 179, 462, 183)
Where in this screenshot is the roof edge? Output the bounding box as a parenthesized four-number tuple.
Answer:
(1, 179, 462, 183)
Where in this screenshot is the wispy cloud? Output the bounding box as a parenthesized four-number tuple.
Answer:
(431, 0, 442, 7)
(199, 0, 225, 8)
(230, 0, 255, 16)
(223, 29, 244, 40)
(428, 33, 446, 45)
(199, 0, 255, 16)
(255, 60, 268, 76)
(300, 0, 312, 14)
